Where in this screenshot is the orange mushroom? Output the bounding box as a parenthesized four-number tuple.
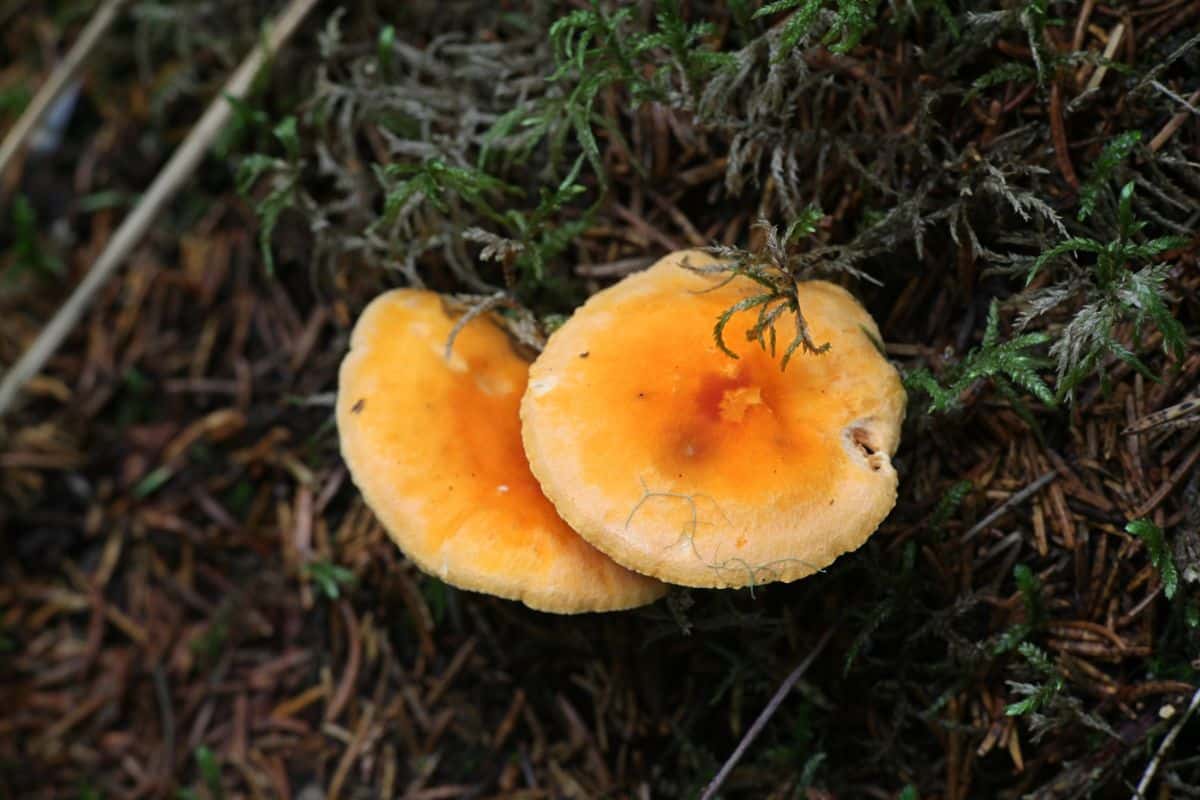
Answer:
(521, 250, 905, 589)
(336, 289, 666, 613)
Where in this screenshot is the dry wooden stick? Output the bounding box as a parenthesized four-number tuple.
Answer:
(1150, 88, 1200, 152)
(1084, 23, 1125, 92)
(962, 471, 1058, 542)
(1133, 686, 1200, 799)
(1048, 82, 1079, 189)
(0, 0, 131, 179)
(699, 625, 836, 800)
(0, 0, 321, 418)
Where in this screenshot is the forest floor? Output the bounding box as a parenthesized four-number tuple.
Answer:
(1, 1, 1198, 798)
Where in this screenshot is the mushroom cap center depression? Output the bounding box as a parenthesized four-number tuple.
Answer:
(673, 364, 771, 460)
(536, 285, 863, 516)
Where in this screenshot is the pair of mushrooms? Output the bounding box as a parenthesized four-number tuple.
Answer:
(336, 250, 905, 613)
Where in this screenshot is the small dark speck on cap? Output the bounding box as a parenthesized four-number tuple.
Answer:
(352, 398, 366, 413)
(579, 351, 590, 358)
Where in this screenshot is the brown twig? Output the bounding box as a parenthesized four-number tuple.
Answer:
(324, 601, 362, 725)
(1133, 440, 1200, 517)
(1048, 82, 1080, 189)
(1149, 88, 1200, 152)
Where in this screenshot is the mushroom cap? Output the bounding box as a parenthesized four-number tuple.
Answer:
(337, 289, 666, 613)
(520, 250, 906, 589)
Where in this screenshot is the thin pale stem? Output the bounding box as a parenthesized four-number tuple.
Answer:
(0, 0, 322, 418)
(0, 0, 131, 179)
(699, 625, 836, 800)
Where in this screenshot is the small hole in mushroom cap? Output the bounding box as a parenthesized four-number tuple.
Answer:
(845, 423, 885, 471)
(852, 428, 877, 456)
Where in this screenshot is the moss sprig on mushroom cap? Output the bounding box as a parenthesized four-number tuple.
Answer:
(683, 216, 883, 370)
